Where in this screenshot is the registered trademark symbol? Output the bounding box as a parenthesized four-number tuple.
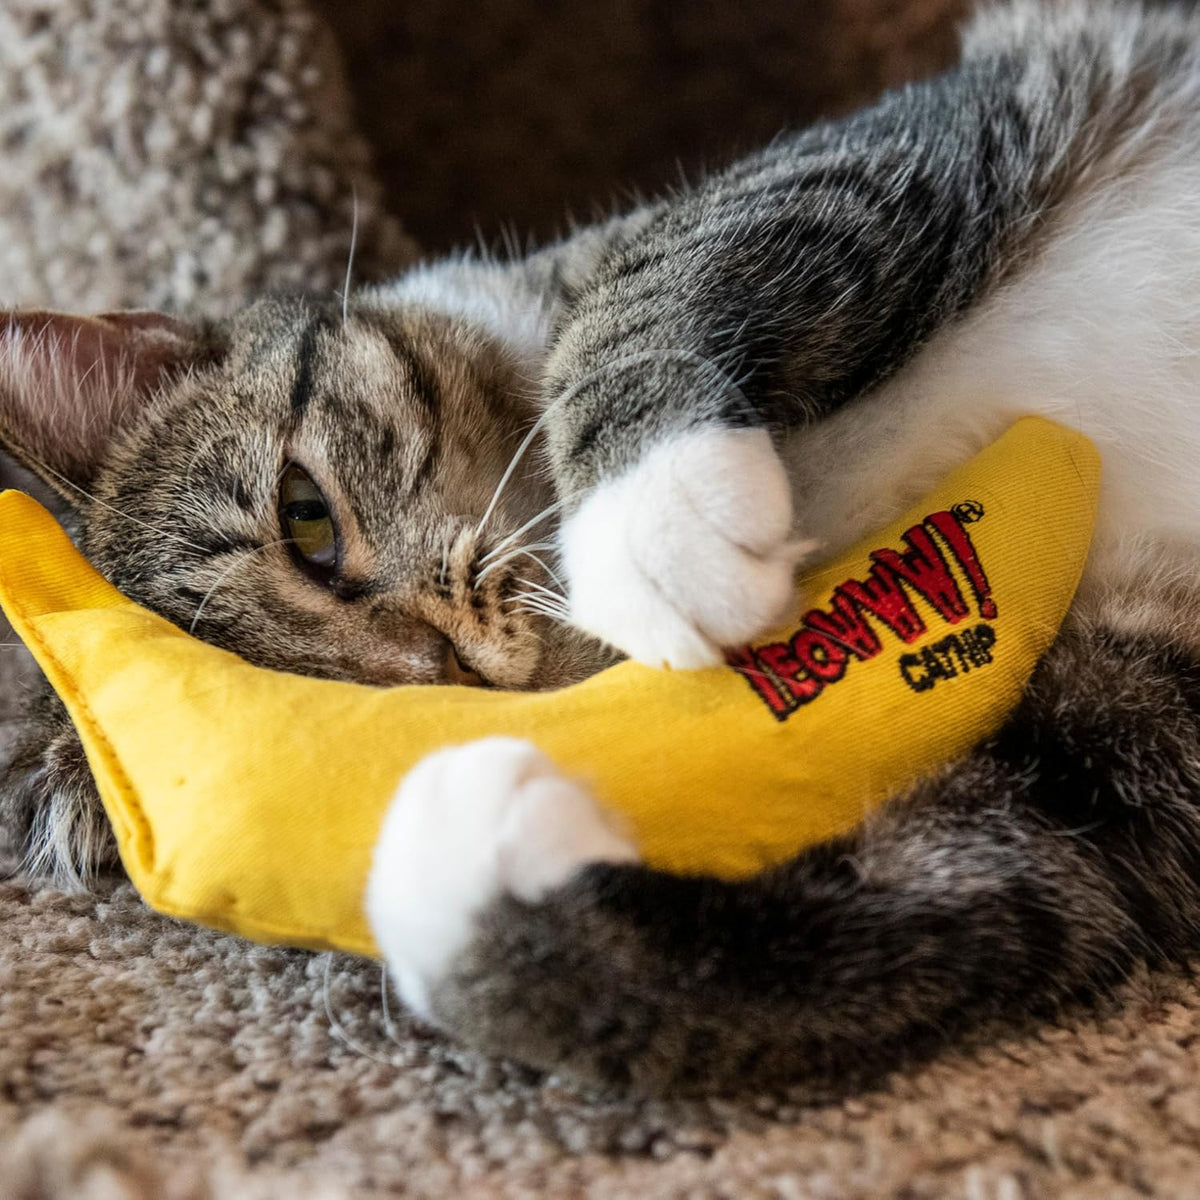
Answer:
(952, 500, 985, 524)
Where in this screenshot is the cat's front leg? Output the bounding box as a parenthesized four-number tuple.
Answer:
(366, 737, 638, 1022)
(538, 179, 831, 668)
(367, 621, 1195, 1096)
(0, 694, 117, 886)
(559, 426, 807, 668)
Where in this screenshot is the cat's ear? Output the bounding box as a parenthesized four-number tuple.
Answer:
(0, 309, 210, 501)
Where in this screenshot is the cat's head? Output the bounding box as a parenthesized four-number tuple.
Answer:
(0, 298, 609, 692)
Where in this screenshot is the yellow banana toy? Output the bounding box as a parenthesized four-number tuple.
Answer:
(0, 416, 1099, 958)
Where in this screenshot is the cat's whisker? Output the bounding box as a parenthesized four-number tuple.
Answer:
(504, 590, 570, 622)
(21, 452, 212, 555)
(379, 967, 409, 1048)
(515, 577, 566, 603)
(510, 609, 565, 627)
(340, 186, 360, 329)
(476, 348, 742, 553)
(474, 347, 745, 556)
(501, 592, 566, 619)
(474, 408, 558, 539)
(480, 496, 564, 556)
(509, 604, 567, 625)
(513, 550, 565, 589)
(188, 539, 291, 634)
(321, 953, 401, 1067)
(510, 596, 568, 619)
(480, 501, 563, 565)
(476, 541, 558, 585)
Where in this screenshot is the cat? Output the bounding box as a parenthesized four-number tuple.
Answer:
(5, 0, 1200, 1094)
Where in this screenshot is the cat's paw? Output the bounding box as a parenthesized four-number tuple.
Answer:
(560, 427, 806, 668)
(366, 737, 639, 1022)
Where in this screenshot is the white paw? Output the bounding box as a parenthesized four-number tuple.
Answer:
(560, 427, 807, 668)
(365, 737, 639, 1021)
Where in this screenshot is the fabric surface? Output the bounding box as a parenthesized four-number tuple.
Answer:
(3, 872, 1200, 1199)
(3, 1, 1197, 1197)
(0, 420, 1097, 956)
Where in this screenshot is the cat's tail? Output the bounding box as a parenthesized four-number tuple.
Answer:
(379, 613, 1200, 1094)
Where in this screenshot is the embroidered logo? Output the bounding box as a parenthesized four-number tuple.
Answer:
(727, 502, 996, 720)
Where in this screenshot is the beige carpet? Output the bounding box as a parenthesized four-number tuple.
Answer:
(4, 1, 1199, 1196)
(5, 869, 1200, 1198)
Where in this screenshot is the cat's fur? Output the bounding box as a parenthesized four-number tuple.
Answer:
(5, 0, 1200, 1093)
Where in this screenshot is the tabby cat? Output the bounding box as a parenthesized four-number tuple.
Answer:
(4, 0, 1200, 1093)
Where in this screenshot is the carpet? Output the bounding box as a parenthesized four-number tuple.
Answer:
(4, 1, 1198, 1196)
(4, 870, 1200, 1198)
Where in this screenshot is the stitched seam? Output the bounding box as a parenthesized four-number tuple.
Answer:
(143, 887, 378, 958)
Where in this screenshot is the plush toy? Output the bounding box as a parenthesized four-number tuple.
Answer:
(0, 417, 1099, 958)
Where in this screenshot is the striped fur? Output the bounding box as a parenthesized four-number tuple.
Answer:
(6, 0, 1200, 1092)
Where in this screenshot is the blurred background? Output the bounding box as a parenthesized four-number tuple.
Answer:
(311, 0, 966, 251)
(0, 0, 969, 318)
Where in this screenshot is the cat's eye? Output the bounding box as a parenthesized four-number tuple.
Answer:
(279, 463, 339, 579)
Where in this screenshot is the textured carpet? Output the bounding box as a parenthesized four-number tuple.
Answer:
(4, 870, 1200, 1198)
(5, 1, 1200, 1197)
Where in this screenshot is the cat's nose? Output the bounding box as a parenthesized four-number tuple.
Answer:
(440, 639, 488, 687)
(352, 614, 489, 688)
(351, 637, 487, 688)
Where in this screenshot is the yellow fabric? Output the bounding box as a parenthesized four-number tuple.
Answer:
(0, 416, 1100, 958)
